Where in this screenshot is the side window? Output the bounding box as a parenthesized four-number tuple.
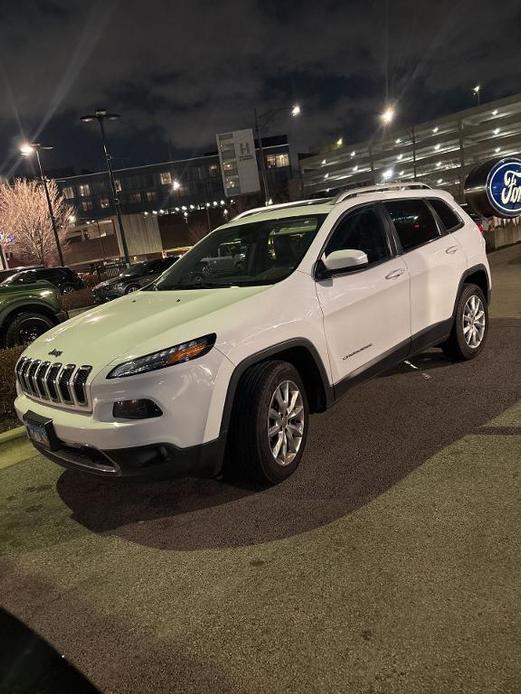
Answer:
(429, 198, 462, 233)
(324, 207, 391, 265)
(384, 200, 441, 252)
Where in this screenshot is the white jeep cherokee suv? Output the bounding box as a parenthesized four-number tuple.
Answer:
(15, 183, 491, 484)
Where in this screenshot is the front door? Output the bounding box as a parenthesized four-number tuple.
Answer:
(315, 204, 411, 385)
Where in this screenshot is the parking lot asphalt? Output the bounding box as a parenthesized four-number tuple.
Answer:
(0, 244, 520, 693)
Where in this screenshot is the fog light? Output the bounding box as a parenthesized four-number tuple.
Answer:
(113, 399, 162, 419)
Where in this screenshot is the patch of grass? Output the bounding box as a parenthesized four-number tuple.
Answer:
(0, 346, 24, 429)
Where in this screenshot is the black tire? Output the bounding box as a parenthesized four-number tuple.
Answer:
(124, 284, 140, 294)
(442, 283, 488, 361)
(228, 360, 309, 485)
(60, 284, 74, 294)
(4, 312, 55, 347)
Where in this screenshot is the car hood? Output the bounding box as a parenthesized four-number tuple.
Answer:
(22, 286, 268, 370)
(0, 283, 58, 301)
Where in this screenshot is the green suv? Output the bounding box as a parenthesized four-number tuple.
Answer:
(0, 282, 68, 347)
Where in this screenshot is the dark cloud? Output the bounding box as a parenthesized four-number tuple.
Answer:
(0, 0, 519, 175)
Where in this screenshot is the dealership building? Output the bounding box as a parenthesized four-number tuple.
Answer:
(57, 135, 291, 221)
(300, 93, 521, 204)
(51, 135, 292, 266)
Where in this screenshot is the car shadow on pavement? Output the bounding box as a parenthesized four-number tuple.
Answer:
(56, 321, 521, 552)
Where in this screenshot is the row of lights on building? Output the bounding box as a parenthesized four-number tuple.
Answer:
(324, 106, 505, 174)
(142, 200, 229, 217)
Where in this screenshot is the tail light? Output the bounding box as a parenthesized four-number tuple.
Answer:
(476, 222, 484, 234)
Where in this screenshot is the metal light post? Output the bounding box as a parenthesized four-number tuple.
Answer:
(80, 109, 130, 264)
(20, 143, 65, 266)
(253, 103, 301, 205)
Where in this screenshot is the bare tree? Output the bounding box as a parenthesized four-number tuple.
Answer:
(0, 178, 73, 266)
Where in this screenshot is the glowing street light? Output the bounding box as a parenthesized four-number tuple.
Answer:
(380, 106, 395, 125)
(336, 137, 343, 146)
(172, 179, 181, 191)
(291, 104, 301, 117)
(382, 167, 394, 180)
(473, 85, 481, 106)
(19, 142, 64, 265)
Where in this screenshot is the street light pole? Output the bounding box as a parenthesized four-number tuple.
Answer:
(80, 109, 130, 264)
(254, 107, 270, 205)
(253, 103, 301, 206)
(411, 125, 417, 181)
(20, 143, 64, 266)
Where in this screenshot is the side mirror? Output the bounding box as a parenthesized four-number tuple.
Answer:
(322, 249, 369, 275)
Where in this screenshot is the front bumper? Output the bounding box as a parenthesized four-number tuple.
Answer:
(30, 437, 225, 479)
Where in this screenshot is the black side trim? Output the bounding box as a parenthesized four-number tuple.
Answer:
(333, 339, 410, 399)
(332, 318, 453, 400)
(409, 319, 452, 356)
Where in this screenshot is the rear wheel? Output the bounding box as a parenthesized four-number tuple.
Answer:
(442, 283, 488, 360)
(228, 360, 309, 484)
(125, 284, 140, 294)
(4, 312, 55, 347)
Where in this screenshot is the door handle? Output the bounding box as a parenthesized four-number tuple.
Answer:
(385, 268, 405, 280)
(445, 245, 459, 254)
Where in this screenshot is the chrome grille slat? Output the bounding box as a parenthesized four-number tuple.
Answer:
(58, 365, 75, 403)
(16, 357, 92, 410)
(35, 361, 51, 399)
(30, 360, 43, 397)
(21, 359, 33, 393)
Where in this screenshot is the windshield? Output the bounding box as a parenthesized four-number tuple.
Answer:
(148, 214, 325, 291)
(120, 262, 148, 278)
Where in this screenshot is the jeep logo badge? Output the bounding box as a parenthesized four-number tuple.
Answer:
(48, 348, 63, 357)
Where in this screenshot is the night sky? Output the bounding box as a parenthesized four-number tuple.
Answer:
(1, 0, 520, 178)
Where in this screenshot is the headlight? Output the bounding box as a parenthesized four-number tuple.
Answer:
(106, 334, 216, 379)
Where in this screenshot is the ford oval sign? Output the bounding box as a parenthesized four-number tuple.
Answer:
(465, 156, 521, 218)
(487, 160, 521, 216)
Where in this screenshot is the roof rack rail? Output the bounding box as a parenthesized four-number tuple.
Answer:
(334, 182, 432, 205)
(233, 198, 332, 221)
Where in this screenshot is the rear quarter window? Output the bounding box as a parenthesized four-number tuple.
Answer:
(429, 199, 462, 232)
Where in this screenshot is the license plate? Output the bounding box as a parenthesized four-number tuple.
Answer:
(24, 412, 58, 450)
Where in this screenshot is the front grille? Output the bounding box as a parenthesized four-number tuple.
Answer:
(16, 357, 93, 409)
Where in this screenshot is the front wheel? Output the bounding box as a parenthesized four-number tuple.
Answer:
(4, 312, 55, 347)
(442, 283, 488, 360)
(228, 360, 309, 484)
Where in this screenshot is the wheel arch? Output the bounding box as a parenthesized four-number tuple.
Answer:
(219, 339, 333, 440)
(460, 264, 490, 302)
(0, 301, 60, 338)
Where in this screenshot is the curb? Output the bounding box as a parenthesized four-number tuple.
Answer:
(0, 426, 26, 445)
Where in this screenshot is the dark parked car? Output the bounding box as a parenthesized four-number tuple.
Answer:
(1, 266, 84, 294)
(92, 256, 180, 302)
(0, 265, 43, 283)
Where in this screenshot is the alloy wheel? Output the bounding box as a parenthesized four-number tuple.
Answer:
(267, 380, 305, 466)
(462, 294, 486, 349)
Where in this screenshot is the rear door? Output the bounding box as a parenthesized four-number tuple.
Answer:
(315, 204, 410, 385)
(383, 199, 467, 338)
